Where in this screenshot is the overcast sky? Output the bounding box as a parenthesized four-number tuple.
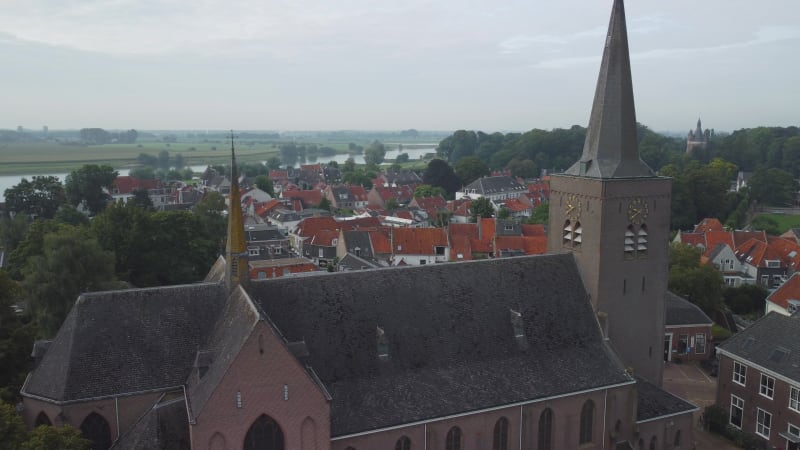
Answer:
(1, 0, 798, 133)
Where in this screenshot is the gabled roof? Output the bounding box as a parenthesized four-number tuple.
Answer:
(676, 232, 705, 248)
(249, 254, 632, 436)
(308, 229, 340, 247)
(736, 238, 783, 268)
(503, 198, 531, 213)
(693, 218, 724, 234)
(522, 224, 546, 237)
(22, 284, 226, 402)
(464, 176, 526, 195)
(392, 228, 448, 255)
(664, 292, 713, 327)
(636, 376, 697, 422)
(341, 230, 375, 259)
(282, 190, 323, 208)
(369, 229, 392, 254)
(766, 272, 800, 310)
(494, 236, 547, 256)
(294, 216, 340, 238)
(449, 235, 473, 261)
(718, 312, 800, 384)
(449, 223, 479, 240)
(113, 176, 161, 195)
(733, 230, 766, 248)
(254, 199, 284, 218)
(703, 231, 734, 257)
(767, 236, 800, 272)
(372, 185, 416, 203)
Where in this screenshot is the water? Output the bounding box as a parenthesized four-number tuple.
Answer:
(0, 146, 438, 201)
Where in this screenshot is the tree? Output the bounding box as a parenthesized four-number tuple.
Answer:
(414, 184, 446, 198)
(342, 158, 356, 174)
(266, 157, 282, 170)
(4, 176, 66, 219)
(173, 153, 185, 169)
(128, 167, 155, 179)
(750, 215, 781, 235)
(0, 271, 35, 403)
(53, 205, 90, 227)
(0, 401, 27, 449)
(455, 156, 490, 185)
(497, 207, 510, 219)
(21, 425, 90, 450)
(364, 140, 387, 166)
(526, 203, 549, 225)
(667, 243, 723, 314)
(22, 226, 121, 336)
(5, 219, 61, 280)
(64, 165, 118, 216)
(317, 197, 332, 211)
(422, 159, 461, 197)
(470, 197, 494, 222)
(396, 153, 410, 164)
(253, 175, 275, 197)
(723, 284, 768, 316)
(0, 215, 29, 256)
(129, 189, 154, 211)
(506, 159, 538, 179)
(748, 167, 798, 206)
(158, 150, 171, 170)
(385, 198, 400, 210)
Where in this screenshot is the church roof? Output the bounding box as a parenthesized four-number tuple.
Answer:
(635, 377, 698, 423)
(22, 283, 226, 403)
(564, 0, 653, 179)
(249, 254, 632, 436)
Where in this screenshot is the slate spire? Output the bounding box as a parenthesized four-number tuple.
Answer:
(565, 0, 654, 178)
(225, 131, 249, 292)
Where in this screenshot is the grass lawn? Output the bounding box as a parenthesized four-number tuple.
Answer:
(752, 213, 800, 234)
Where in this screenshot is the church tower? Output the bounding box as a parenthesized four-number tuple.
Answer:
(225, 132, 250, 292)
(547, 0, 671, 385)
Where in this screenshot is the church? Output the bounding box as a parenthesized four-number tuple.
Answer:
(20, 1, 697, 449)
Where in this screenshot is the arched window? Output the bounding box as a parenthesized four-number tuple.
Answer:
(244, 414, 285, 450)
(445, 426, 462, 450)
(34, 411, 51, 427)
(493, 417, 509, 450)
(538, 408, 553, 450)
(638, 438, 644, 450)
(579, 400, 594, 444)
(80, 412, 112, 450)
(395, 435, 411, 450)
(673, 429, 681, 447)
(649, 436, 657, 450)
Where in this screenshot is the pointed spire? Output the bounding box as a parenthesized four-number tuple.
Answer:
(225, 130, 249, 292)
(565, 0, 653, 178)
(695, 117, 703, 136)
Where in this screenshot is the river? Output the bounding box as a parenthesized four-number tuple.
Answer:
(0, 146, 437, 201)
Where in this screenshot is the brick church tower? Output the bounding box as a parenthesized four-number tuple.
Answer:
(547, 0, 671, 385)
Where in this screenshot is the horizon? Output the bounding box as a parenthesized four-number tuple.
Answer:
(2, 0, 799, 132)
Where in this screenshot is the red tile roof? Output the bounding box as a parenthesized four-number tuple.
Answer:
(254, 199, 283, 218)
(503, 198, 531, 213)
(693, 218, 725, 234)
(733, 230, 767, 248)
(450, 236, 473, 261)
(294, 216, 340, 238)
(269, 170, 289, 180)
(766, 273, 800, 309)
(480, 218, 497, 241)
(702, 231, 735, 257)
(736, 238, 783, 268)
(369, 229, 392, 254)
(392, 228, 448, 255)
(349, 186, 368, 202)
(449, 223, 479, 239)
(282, 190, 323, 208)
(495, 236, 548, 255)
(373, 185, 416, 203)
(309, 229, 340, 246)
(113, 176, 160, 195)
(521, 224, 546, 237)
(677, 232, 706, 248)
(768, 236, 800, 272)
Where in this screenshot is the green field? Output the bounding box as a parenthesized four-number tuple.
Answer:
(753, 213, 800, 234)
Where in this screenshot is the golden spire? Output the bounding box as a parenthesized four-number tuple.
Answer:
(225, 130, 249, 291)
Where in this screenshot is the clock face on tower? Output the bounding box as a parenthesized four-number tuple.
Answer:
(627, 198, 648, 224)
(565, 194, 582, 221)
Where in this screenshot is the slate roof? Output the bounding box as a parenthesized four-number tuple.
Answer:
(22, 283, 226, 402)
(664, 292, 713, 327)
(342, 230, 375, 259)
(464, 176, 526, 196)
(112, 394, 189, 450)
(248, 254, 632, 436)
(718, 312, 800, 383)
(635, 377, 697, 422)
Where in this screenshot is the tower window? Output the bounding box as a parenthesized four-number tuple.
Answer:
(563, 220, 582, 250)
(624, 224, 648, 259)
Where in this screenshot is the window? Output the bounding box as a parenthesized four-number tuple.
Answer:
(493, 417, 509, 450)
(678, 335, 688, 354)
(579, 400, 594, 444)
(446, 427, 462, 450)
(435, 246, 446, 256)
(538, 408, 553, 450)
(730, 395, 744, 429)
(756, 408, 771, 438)
(674, 430, 681, 448)
(760, 373, 775, 399)
(563, 221, 582, 249)
(788, 423, 800, 439)
(733, 361, 747, 386)
(791, 386, 800, 412)
(395, 436, 411, 450)
(318, 248, 324, 258)
(80, 413, 112, 450)
(695, 334, 706, 354)
(419, 260, 427, 265)
(649, 436, 657, 450)
(244, 414, 285, 450)
(249, 247, 260, 256)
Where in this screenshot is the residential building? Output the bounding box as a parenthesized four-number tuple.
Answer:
(765, 272, 800, 316)
(458, 175, 526, 202)
(664, 292, 713, 362)
(716, 313, 800, 448)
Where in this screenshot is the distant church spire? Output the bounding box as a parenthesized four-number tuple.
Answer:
(565, 0, 654, 178)
(225, 131, 249, 292)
